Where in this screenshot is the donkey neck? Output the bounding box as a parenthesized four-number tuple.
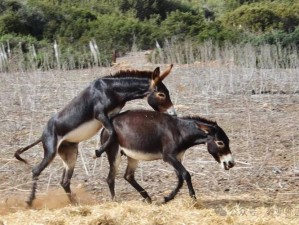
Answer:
(177, 119, 209, 148)
(112, 77, 152, 101)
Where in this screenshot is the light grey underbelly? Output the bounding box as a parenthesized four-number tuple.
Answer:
(61, 119, 102, 143)
(120, 147, 163, 161)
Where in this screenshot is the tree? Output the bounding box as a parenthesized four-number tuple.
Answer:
(0, 12, 27, 35)
(223, 4, 280, 33)
(119, 0, 193, 20)
(162, 10, 205, 40)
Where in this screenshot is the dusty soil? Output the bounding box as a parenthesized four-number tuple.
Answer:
(0, 52, 299, 220)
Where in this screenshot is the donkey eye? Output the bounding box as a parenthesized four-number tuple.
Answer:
(215, 141, 225, 147)
(157, 93, 166, 98)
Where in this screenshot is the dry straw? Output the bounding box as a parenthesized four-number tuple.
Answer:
(1, 196, 299, 225)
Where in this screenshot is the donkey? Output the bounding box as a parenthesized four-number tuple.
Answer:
(14, 65, 175, 206)
(99, 110, 235, 203)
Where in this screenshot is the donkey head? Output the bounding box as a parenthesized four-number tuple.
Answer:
(147, 64, 176, 115)
(197, 123, 235, 170)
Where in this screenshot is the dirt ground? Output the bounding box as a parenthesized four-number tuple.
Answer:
(0, 52, 299, 220)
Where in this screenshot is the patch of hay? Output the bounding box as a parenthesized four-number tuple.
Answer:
(1, 195, 299, 225)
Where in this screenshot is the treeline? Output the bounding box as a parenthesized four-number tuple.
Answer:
(0, 0, 298, 70)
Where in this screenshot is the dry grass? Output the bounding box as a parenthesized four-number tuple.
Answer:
(1, 195, 299, 225)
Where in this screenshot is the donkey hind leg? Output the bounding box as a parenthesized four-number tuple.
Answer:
(124, 157, 152, 203)
(163, 155, 196, 202)
(106, 144, 121, 200)
(27, 130, 58, 206)
(58, 142, 78, 204)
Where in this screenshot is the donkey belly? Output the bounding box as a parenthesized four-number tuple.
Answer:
(121, 147, 163, 161)
(63, 119, 102, 143)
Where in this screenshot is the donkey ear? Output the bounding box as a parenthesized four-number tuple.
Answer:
(197, 123, 210, 134)
(159, 64, 173, 81)
(152, 67, 160, 80)
(150, 67, 160, 87)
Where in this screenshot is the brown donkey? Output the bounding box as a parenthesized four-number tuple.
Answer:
(100, 110, 235, 203)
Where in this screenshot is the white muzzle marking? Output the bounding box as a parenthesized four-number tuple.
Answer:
(220, 154, 235, 170)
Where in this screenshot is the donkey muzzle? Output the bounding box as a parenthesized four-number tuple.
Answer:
(220, 154, 235, 170)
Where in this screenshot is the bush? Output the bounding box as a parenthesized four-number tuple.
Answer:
(161, 10, 205, 40)
(118, 0, 194, 20)
(0, 11, 28, 35)
(222, 2, 299, 33)
(1, 0, 299, 71)
(197, 21, 243, 44)
(223, 4, 280, 33)
(245, 26, 299, 46)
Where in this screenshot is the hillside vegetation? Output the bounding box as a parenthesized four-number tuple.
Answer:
(0, 0, 298, 70)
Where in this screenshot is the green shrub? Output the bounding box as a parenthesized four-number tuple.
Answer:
(223, 4, 280, 33)
(161, 10, 205, 40)
(222, 2, 299, 33)
(246, 26, 299, 46)
(197, 21, 243, 44)
(0, 0, 299, 71)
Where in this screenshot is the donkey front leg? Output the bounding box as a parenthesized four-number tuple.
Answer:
(94, 113, 115, 158)
(163, 154, 196, 202)
(164, 170, 184, 203)
(58, 142, 78, 204)
(124, 157, 152, 203)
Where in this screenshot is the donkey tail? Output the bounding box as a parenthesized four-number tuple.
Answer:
(14, 137, 42, 164)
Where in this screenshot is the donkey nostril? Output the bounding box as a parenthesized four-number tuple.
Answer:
(223, 161, 229, 170)
(228, 161, 235, 168)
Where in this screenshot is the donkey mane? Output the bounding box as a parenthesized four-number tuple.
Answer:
(182, 115, 217, 126)
(107, 70, 153, 79)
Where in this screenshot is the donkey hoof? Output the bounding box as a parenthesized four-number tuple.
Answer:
(191, 195, 197, 200)
(94, 149, 102, 158)
(155, 197, 167, 206)
(70, 194, 78, 205)
(26, 200, 33, 207)
(143, 197, 152, 204)
(163, 196, 172, 203)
